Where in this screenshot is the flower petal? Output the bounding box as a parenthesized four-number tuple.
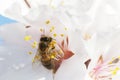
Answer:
(0, 45, 54, 80)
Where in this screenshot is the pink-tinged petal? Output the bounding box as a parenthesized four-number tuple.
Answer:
(53, 59, 62, 74)
(64, 50, 74, 59)
(86, 30, 120, 80)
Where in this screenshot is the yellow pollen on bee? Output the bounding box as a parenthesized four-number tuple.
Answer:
(52, 40, 56, 44)
(49, 40, 56, 48)
(60, 34, 64, 37)
(31, 41, 38, 48)
(50, 52, 56, 59)
(46, 20, 50, 24)
(53, 33, 57, 37)
(51, 55, 55, 59)
(24, 35, 32, 41)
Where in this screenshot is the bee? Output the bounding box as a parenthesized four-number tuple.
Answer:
(39, 36, 54, 69)
(34, 35, 64, 73)
(32, 35, 74, 75)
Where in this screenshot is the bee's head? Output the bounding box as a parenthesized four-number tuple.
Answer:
(39, 42, 48, 51)
(40, 36, 52, 42)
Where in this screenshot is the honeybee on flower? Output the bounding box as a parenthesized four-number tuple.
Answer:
(24, 16, 74, 74)
(0, 0, 90, 79)
(0, 6, 89, 80)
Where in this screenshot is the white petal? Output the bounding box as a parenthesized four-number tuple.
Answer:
(0, 23, 26, 46)
(55, 55, 87, 80)
(0, 45, 53, 80)
(53, 29, 89, 80)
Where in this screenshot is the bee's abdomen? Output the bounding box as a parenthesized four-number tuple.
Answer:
(42, 61, 54, 69)
(41, 55, 54, 69)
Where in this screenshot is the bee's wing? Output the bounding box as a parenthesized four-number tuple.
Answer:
(47, 43, 64, 73)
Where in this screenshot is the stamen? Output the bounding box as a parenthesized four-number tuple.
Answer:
(28, 51, 33, 55)
(24, 35, 32, 41)
(49, 26, 55, 32)
(51, 26, 55, 30)
(60, 34, 64, 37)
(25, 26, 31, 28)
(53, 33, 57, 37)
(31, 41, 38, 48)
(111, 67, 120, 75)
(46, 20, 50, 24)
(24, 0, 31, 8)
(64, 27, 67, 30)
(109, 57, 119, 64)
(32, 58, 35, 63)
(50, 29, 53, 32)
(40, 28, 43, 32)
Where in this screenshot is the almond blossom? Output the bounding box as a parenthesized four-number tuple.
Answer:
(0, 5, 89, 80)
